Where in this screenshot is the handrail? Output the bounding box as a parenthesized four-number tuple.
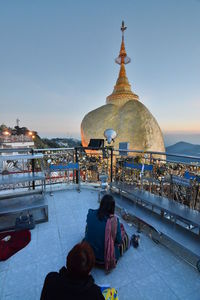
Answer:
(1, 146, 200, 161)
(115, 148, 200, 161)
(34, 147, 75, 152)
(0, 148, 33, 153)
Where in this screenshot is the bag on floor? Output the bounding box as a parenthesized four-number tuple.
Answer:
(119, 223, 130, 256)
(15, 214, 35, 230)
(101, 287, 119, 300)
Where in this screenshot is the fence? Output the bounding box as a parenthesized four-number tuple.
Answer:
(0, 146, 200, 210)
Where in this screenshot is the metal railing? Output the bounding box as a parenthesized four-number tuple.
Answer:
(0, 146, 200, 210)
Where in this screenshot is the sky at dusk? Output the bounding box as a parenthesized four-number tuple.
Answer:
(0, 0, 200, 146)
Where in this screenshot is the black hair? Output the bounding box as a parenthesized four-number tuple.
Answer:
(97, 194, 115, 220)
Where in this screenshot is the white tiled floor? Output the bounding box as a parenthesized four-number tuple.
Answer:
(0, 188, 200, 300)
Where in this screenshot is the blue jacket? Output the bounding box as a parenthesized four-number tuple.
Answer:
(84, 209, 122, 262)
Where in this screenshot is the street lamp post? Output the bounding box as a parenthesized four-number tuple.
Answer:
(104, 129, 117, 184)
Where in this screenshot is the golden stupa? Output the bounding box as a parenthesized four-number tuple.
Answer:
(81, 22, 165, 154)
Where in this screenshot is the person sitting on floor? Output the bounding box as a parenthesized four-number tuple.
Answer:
(84, 194, 129, 271)
(40, 241, 104, 300)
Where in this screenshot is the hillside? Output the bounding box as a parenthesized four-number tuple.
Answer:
(0, 123, 81, 149)
(41, 138, 81, 148)
(166, 141, 200, 163)
(166, 141, 200, 156)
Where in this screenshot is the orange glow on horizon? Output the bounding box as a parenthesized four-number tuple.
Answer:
(163, 129, 200, 134)
(161, 123, 200, 134)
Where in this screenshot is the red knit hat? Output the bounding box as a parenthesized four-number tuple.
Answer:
(67, 242, 95, 278)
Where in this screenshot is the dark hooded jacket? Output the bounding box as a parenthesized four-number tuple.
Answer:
(40, 266, 104, 300)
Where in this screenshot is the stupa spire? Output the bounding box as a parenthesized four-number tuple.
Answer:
(115, 21, 131, 65)
(106, 21, 139, 105)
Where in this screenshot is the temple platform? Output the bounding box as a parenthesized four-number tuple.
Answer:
(0, 188, 200, 300)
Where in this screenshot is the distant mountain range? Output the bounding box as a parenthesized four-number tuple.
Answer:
(41, 137, 81, 148)
(166, 141, 200, 163)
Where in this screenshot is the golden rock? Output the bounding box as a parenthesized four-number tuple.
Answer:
(81, 23, 165, 155)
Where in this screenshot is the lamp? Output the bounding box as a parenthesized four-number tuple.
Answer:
(104, 129, 117, 144)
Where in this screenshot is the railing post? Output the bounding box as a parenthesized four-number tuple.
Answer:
(31, 148, 35, 190)
(110, 146, 113, 183)
(150, 153, 153, 164)
(75, 147, 79, 184)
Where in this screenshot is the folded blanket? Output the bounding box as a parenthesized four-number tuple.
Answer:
(0, 230, 31, 261)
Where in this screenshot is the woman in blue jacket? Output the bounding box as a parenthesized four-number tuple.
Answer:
(84, 194, 122, 264)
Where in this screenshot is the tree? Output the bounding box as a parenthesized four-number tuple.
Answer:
(0, 124, 8, 132)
